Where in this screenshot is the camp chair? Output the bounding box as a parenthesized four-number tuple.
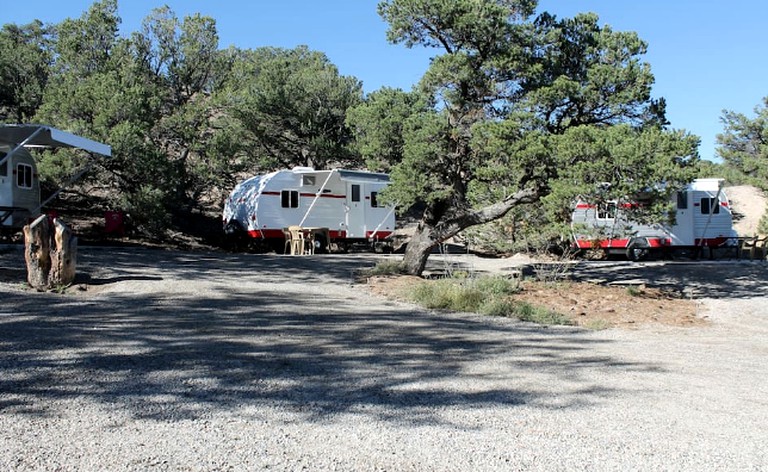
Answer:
(756, 236, 768, 261)
(739, 236, 767, 260)
(287, 226, 313, 255)
(282, 228, 293, 254)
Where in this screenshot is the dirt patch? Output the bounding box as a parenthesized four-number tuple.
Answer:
(511, 281, 701, 328)
(728, 185, 767, 236)
(366, 275, 702, 329)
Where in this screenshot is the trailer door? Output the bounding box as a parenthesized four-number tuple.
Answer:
(670, 190, 694, 245)
(345, 183, 365, 238)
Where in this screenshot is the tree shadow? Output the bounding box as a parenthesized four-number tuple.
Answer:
(570, 260, 768, 299)
(0, 246, 663, 425)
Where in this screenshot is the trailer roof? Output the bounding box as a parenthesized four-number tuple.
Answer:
(0, 124, 111, 157)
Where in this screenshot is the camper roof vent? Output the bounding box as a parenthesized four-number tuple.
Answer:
(292, 166, 315, 173)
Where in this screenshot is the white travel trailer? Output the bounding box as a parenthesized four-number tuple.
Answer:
(0, 124, 111, 233)
(571, 178, 738, 259)
(222, 167, 396, 251)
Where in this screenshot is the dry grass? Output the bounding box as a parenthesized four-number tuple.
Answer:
(366, 275, 703, 329)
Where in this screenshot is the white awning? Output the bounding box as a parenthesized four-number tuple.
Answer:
(0, 124, 111, 157)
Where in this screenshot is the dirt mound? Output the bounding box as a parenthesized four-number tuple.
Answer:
(727, 185, 767, 236)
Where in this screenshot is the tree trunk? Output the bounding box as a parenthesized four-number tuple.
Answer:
(23, 216, 78, 291)
(23, 215, 51, 291)
(402, 224, 440, 276)
(49, 219, 78, 288)
(400, 187, 541, 276)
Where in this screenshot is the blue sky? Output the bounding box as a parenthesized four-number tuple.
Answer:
(4, 1, 767, 162)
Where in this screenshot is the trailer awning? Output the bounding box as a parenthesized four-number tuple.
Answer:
(0, 124, 111, 157)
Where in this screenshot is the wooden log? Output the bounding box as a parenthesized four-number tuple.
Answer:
(49, 218, 78, 288)
(23, 215, 51, 291)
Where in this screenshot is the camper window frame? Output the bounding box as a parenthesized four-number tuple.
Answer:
(700, 197, 720, 215)
(281, 190, 299, 208)
(596, 202, 617, 220)
(371, 191, 381, 208)
(0, 151, 6, 177)
(351, 184, 361, 203)
(302, 175, 316, 186)
(16, 163, 34, 189)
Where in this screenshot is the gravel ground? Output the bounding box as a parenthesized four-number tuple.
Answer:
(1, 246, 767, 471)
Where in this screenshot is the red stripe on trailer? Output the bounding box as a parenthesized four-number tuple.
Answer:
(300, 192, 346, 199)
(247, 228, 349, 240)
(366, 230, 392, 239)
(261, 190, 346, 199)
(574, 238, 630, 249)
(575, 203, 593, 209)
(695, 237, 732, 247)
(578, 238, 666, 249)
(649, 238, 672, 247)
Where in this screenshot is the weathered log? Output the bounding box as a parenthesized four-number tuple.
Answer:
(23, 215, 51, 290)
(49, 219, 78, 288)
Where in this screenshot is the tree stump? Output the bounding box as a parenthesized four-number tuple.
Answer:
(50, 219, 78, 288)
(23, 216, 78, 291)
(23, 215, 51, 290)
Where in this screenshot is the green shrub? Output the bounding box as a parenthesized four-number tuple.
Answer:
(479, 298, 518, 317)
(364, 259, 409, 276)
(409, 279, 484, 312)
(759, 210, 768, 235)
(121, 184, 171, 237)
(513, 301, 573, 326)
(473, 275, 520, 296)
(407, 275, 571, 326)
(584, 319, 611, 330)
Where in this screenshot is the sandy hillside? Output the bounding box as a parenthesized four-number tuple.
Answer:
(727, 185, 767, 236)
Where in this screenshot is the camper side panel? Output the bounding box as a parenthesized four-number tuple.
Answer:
(691, 189, 737, 245)
(0, 147, 40, 228)
(257, 171, 349, 235)
(572, 201, 669, 250)
(225, 169, 395, 242)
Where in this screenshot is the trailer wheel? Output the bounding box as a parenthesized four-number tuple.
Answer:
(626, 240, 649, 261)
(313, 233, 328, 254)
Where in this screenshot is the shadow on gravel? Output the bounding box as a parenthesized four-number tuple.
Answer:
(570, 260, 768, 299)
(0, 246, 661, 425)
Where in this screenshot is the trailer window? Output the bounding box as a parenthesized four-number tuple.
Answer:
(16, 163, 33, 189)
(597, 202, 617, 220)
(302, 175, 315, 186)
(700, 197, 720, 215)
(677, 191, 688, 209)
(0, 151, 6, 176)
(371, 192, 381, 208)
(351, 184, 360, 202)
(281, 190, 299, 208)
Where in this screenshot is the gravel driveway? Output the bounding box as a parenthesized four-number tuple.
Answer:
(1, 246, 767, 471)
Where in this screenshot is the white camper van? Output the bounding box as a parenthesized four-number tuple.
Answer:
(0, 124, 111, 233)
(571, 178, 738, 259)
(223, 167, 396, 251)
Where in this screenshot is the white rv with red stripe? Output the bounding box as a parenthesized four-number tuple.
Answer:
(571, 178, 738, 259)
(222, 167, 395, 250)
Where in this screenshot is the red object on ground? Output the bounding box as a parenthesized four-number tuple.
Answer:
(104, 210, 125, 236)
